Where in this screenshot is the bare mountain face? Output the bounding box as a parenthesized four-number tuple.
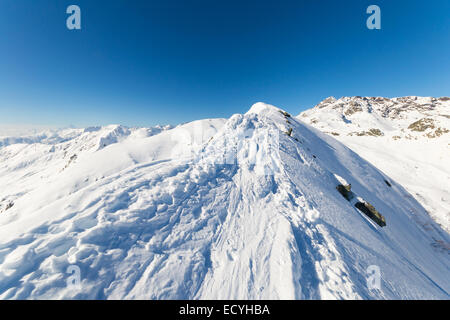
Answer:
(299, 96, 450, 232)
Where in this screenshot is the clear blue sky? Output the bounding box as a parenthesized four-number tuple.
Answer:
(0, 0, 449, 127)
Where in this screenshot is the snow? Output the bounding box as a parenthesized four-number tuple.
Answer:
(246, 102, 281, 116)
(299, 96, 450, 232)
(0, 105, 449, 299)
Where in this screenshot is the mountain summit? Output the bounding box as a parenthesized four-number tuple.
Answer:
(300, 96, 449, 138)
(0, 103, 449, 299)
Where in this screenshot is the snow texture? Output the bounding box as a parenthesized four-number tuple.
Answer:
(0, 103, 448, 299)
(299, 96, 450, 232)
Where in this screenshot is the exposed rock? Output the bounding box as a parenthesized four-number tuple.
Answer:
(408, 118, 435, 132)
(279, 110, 291, 118)
(336, 184, 353, 201)
(355, 201, 386, 227)
(426, 127, 449, 138)
(351, 128, 384, 137)
(316, 96, 336, 108)
(2, 201, 14, 213)
(344, 102, 363, 116)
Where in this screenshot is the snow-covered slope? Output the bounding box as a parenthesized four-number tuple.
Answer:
(0, 104, 449, 299)
(299, 96, 450, 232)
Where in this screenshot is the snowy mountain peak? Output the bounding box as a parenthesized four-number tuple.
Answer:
(0, 104, 449, 299)
(299, 96, 450, 233)
(246, 102, 283, 116)
(300, 96, 450, 140)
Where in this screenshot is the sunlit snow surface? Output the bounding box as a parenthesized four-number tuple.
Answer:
(299, 96, 450, 232)
(0, 104, 449, 299)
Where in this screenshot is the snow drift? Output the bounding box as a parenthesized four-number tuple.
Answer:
(0, 103, 449, 299)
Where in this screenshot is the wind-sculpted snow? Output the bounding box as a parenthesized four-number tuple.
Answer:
(0, 105, 449, 299)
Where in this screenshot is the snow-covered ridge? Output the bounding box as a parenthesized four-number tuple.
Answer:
(299, 96, 450, 139)
(0, 124, 175, 148)
(0, 104, 449, 299)
(299, 96, 450, 232)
